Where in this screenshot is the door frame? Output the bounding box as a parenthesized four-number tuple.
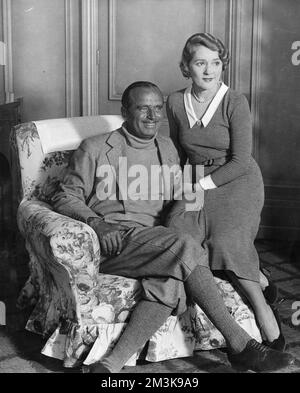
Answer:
(2, 0, 14, 103)
(81, 0, 99, 116)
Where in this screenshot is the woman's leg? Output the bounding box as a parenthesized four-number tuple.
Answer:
(226, 271, 280, 342)
(259, 270, 269, 290)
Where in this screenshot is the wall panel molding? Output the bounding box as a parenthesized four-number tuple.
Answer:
(204, 0, 214, 34)
(82, 0, 99, 115)
(65, 0, 77, 117)
(3, 0, 14, 103)
(250, 0, 262, 162)
(250, 0, 300, 239)
(227, 0, 242, 91)
(108, 0, 119, 101)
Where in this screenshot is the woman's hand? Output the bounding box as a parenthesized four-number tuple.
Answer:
(88, 218, 128, 257)
(174, 182, 203, 200)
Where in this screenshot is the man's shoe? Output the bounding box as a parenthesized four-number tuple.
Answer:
(228, 339, 295, 372)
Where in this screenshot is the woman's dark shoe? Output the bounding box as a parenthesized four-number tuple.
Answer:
(263, 305, 286, 352)
(228, 339, 295, 372)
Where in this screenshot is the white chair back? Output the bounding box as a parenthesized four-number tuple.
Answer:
(12, 115, 124, 202)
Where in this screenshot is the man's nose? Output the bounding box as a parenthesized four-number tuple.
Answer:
(147, 107, 156, 119)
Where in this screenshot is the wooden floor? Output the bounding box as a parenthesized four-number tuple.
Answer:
(0, 239, 300, 374)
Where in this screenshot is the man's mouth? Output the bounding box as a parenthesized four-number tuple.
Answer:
(203, 78, 214, 82)
(143, 122, 157, 128)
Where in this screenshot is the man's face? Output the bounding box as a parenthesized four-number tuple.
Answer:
(122, 87, 164, 139)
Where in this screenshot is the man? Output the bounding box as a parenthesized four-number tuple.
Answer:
(52, 81, 294, 373)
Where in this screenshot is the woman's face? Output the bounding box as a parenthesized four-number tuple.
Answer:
(188, 45, 223, 91)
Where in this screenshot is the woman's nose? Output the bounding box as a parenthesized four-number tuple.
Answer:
(204, 64, 213, 74)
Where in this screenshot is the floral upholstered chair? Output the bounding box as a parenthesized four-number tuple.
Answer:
(11, 115, 262, 369)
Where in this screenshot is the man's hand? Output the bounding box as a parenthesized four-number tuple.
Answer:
(88, 218, 128, 257)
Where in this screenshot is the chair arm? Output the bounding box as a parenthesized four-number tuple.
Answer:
(16, 200, 101, 333)
(18, 199, 101, 282)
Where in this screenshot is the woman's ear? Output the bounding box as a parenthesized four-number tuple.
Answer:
(184, 68, 191, 79)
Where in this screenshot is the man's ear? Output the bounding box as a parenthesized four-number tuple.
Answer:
(121, 106, 128, 120)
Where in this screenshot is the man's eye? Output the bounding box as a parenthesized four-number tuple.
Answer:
(196, 62, 205, 67)
(138, 106, 148, 112)
(155, 106, 163, 112)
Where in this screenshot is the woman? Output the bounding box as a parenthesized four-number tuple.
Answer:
(166, 32, 283, 350)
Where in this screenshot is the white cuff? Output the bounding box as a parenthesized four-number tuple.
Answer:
(199, 175, 217, 190)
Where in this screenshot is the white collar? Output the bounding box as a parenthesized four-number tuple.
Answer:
(184, 82, 229, 128)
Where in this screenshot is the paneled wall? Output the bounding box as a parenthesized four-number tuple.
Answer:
(1, 0, 81, 122)
(97, 0, 254, 113)
(11, 0, 66, 122)
(96, 0, 254, 137)
(251, 0, 300, 240)
(0, 0, 5, 104)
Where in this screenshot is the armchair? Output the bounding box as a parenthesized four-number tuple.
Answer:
(11, 115, 261, 369)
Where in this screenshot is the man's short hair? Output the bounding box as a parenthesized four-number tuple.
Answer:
(121, 81, 163, 110)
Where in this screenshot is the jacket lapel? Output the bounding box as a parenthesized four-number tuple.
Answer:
(156, 137, 181, 201)
(106, 129, 130, 209)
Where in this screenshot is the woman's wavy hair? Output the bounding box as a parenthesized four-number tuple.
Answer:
(180, 33, 230, 78)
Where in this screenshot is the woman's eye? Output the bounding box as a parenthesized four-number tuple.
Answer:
(196, 62, 205, 67)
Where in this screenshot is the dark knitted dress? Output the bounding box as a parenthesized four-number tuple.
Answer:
(166, 88, 264, 282)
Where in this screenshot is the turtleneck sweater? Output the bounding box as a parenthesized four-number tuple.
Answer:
(103, 126, 164, 227)
(121, 126, 157, 149)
